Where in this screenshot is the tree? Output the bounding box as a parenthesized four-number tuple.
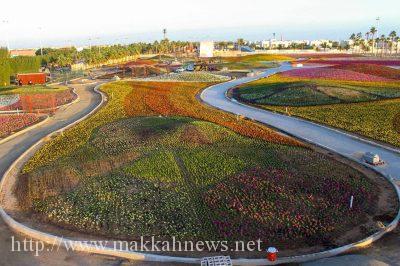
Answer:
(370, 27, 377, 54)
(389, 31, 397, 54)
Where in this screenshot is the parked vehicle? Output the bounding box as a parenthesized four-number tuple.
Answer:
(363, 152, 384, 166)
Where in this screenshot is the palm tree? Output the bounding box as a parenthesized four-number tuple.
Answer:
(370, 27, 377, 54)
(389, 31, 397, 54)
(349, 33, 356, 51)
(380, 34, 386, 55)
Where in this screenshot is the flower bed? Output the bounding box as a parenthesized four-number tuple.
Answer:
(281, 68, 392, 82)
(140, 72, 230, 82)
(0, 114, 45, 138)
(0, 88, 76, 112)
(205, 167, 375, 245)
(16, 80, 393, 254)
(22, 116, 380, 249)
(306, 59, 400, 66)
(333, 64, 400, 80)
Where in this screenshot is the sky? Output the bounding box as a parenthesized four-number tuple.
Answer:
(0, 0, 399, 49)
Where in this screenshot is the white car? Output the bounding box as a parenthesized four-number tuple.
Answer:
(175, 67, 185, 73)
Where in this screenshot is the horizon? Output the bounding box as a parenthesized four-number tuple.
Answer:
(1, 0, 399, 49)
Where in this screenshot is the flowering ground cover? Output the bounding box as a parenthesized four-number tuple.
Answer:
(234, 64, 400, 147)
(394, 113, 400, 134)
(19, 116, 380, 249)
(306, 59, 400, 66)
(0, 86, 76, 112)
(0, 114, 45, 138)
(281, 68, 392, 82)
(333, 64, 400, 80)
(14, 80, 392, 253)
(140, 72, 230, 82)
(219, 54, 293, 70)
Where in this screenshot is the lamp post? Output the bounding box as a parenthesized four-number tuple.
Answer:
(376, 17, 380, 55)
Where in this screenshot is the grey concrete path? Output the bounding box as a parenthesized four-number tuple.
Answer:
(201, 63, 400, 184)
(0, 81, 106, 266)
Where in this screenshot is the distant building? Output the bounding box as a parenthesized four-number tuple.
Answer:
(310, 40, 333, 48)
(10, 49, 36, 57)
(199, 41, 214, 58)
(16, 73, 47, 85)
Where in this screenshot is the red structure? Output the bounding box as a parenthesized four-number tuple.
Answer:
(266, 247, 278, 262)
(16, 73, 47, 85)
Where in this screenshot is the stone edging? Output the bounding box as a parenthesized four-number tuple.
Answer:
(0, 81, 399, 265)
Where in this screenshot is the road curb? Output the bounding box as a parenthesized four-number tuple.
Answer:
(0, 80, 399, 265)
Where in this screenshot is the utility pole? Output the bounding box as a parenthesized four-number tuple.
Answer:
(163, 28, 167, 40)
(376, 17, 380, 55)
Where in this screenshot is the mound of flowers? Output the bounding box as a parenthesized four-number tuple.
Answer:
(205, 167, 375, 245)
(333, 64, 400, 80)
(140, 72, 230, 82)
(0, 89, 76, 112)
(281, 67, 393, 82)
(306, 59, 400, 66)
(0, 114, 45, 138)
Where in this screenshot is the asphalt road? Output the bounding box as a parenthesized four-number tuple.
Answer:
(201, 63, 400, 184)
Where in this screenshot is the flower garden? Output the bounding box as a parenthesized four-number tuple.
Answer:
(219, 54, 293, 70)
(14, 79, 396, 255)
(0, 86, 76, 112)
(234, 62, 400, 147)
(0, 114, 46, 138)
(0, 86, 76, 139)
(139, 72, 230, 82)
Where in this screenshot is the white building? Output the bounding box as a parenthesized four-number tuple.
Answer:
(199, 41, 215, 58)
(310, 40, 333, 48)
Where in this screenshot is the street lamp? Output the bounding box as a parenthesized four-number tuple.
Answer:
(376, 17, 380, 55)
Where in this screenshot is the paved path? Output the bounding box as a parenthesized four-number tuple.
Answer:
(0, 81, 106, 265)
(201, 63, 400, 184)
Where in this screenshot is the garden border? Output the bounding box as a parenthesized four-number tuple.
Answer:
(0, 80, 399, 265)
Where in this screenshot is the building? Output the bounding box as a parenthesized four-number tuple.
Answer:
(16, 73, 47, 85)
(10, 49, 36, 57)
(199, 41, 214, 58)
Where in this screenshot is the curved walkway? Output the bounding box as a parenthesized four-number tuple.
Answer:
(201, 63, 400, 184)
(0, 80, 114, 266)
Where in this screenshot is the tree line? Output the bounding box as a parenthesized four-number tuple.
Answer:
(37, 40, 194, 67)
(350, 28, 399, 54)
(0, 48, 42, 87)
